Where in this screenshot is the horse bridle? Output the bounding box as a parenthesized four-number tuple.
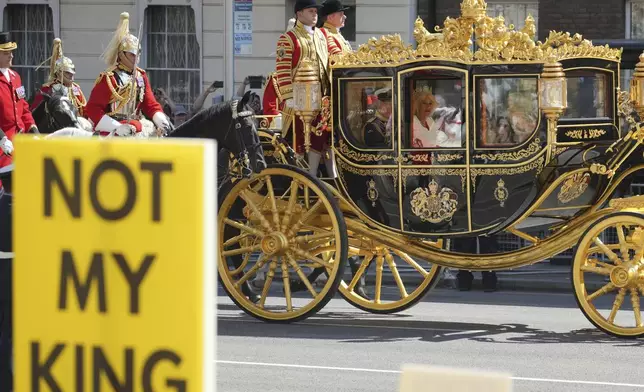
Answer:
(224, 100, 262, 181)
(44, 97, 75, 131)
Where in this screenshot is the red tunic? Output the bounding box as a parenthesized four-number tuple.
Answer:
(262, 73, 281, 116)
(85, 66, 163, 136)
(30, 82, 87, 117)
(319, 23, 347, 56)
(0, 69, 35, 168)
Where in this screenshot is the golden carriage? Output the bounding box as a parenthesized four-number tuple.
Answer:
(219, 0, 644, 338)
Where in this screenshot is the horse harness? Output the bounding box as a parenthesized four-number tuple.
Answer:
(221, 100, 261, 187)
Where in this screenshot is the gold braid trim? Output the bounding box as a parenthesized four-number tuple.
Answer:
(97, 67, 139, 116)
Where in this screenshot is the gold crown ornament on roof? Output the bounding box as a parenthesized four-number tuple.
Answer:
(460, 0, 487, 19)
(330, 0, 622, 66)
(100, 12, 140, 66)
(415, 85, 433, 94)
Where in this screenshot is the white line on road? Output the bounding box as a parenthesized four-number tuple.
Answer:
(217, 360, 644, 388)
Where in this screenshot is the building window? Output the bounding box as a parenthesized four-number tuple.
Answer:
(486, 1, 538, 33)
(284, 0, 356, 42)
(628, 0, 644, 38)
(2, 4, 54, 101)
(145, 5, 201, 113)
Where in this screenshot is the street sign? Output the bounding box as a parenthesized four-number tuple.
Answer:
(234, 0, 253, 55)
(12, 136, 216, 391)
(399, 364, 513, 392)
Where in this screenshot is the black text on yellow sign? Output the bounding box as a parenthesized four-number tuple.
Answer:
(13, 136, 217, 392)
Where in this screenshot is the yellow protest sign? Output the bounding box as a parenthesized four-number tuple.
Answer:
(12, 136, 216, 392)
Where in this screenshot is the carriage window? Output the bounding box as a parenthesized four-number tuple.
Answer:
(340, 79, 393, 149)
(478, 77, 538, 148)
(562, 70, 611, 119)
(402, 74, 465, 149)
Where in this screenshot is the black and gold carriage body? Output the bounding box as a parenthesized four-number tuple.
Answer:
(329, 38, 635, 240)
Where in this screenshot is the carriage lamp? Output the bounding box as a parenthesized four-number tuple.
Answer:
(630, 52, 644, 119)
(293, 59, 322, 153)
(539, 60, 567, 142)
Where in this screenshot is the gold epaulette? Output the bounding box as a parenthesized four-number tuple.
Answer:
(94, 66, 117, 86)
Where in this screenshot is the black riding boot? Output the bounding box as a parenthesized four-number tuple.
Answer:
(240, 281, 261, 303)
(348, 256, 369, 299)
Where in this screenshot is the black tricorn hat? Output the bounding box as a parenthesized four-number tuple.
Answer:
(294, 0, 322, 13)
(320, 0, 351, 16)
(375, 87, 392, 102)
(0, 32, 17, 51)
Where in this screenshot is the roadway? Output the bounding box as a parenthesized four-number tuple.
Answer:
(217, 287, 644, 392)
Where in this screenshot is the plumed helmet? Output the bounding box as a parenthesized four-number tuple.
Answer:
(100, 12, 140, 66)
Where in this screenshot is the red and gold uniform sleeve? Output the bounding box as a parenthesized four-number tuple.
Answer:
(320, 28, 342, 56)
(72, 82, 88, 117)
(275, 33, 295, 100)
(262, 74, 281, 116)
(30, 85, 52, 111)
(137, 70, 163, 119)
(85, 72, 114, 127)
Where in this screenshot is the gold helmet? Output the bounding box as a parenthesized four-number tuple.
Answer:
(48, 38, 75, 82)
(100, 12, 140, 66)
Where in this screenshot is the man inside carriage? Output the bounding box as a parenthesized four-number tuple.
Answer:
(85, 12, 173, 138)
(30, 38, 87, 118)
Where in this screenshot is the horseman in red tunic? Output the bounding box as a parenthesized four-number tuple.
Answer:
(0, 31, 38, 169)
(30, 38, 87, 117)
(274, 0, 341, 177)
(85, 12, 172, 137)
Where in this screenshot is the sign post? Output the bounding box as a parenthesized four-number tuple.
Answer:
(12, 136, 216, 391)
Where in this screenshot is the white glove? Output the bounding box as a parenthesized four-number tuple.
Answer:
(115, 124, 136, 136)
(152, 112, 173, 134)
(0, 136, 13, 155)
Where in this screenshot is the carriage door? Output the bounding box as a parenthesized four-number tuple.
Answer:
(469, 72, 548, 232)
(397, 66, 470, 235)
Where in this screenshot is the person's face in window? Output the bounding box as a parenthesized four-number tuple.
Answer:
(379, 100, 392, 118)
(497, 118, 511, 140)
(417, 92, 438, 119)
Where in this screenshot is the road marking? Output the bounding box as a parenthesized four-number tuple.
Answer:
(218, 317, 480, 333)
(217, 360, 644, 388)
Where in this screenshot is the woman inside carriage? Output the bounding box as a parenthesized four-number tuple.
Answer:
(411, 85, 462, 149)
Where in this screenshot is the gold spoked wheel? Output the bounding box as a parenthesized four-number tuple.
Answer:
(572, 212, 644, 338)
(218, 164, 348, 322)
(337, 237, 443, 314)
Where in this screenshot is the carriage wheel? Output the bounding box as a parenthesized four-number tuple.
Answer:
(572, 212, 644, 338)
(337, 238, 443, 314)
(218, 164, 348, 322)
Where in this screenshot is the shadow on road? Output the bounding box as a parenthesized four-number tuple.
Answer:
(217, 304, 644, 347)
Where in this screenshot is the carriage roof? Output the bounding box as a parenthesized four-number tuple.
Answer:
(329, 1, 622, 69)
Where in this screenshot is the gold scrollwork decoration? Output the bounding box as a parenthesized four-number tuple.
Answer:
(617, 88, 637, 126)
(564, 129, 606, 140)
(471, 156, 545, 192)
(402, 168, 467, 192)
(474, 138, 541, 161)
(435, 153, 463, 162)
(336, 158, 399, 191)
(330, 2, 621, 67)
(494, 178, 509, 207)
(410, 179, 459, 224)
(553, 146, 570, 156)
(338, 140, 395, 162)
(609, 195, 644, 210)
(558, 172, 590, 204)
(366, 179, 379, 206)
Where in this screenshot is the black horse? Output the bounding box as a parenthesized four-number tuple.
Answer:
(31, 93, 90, 134)
(167, 96, 267, 303)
